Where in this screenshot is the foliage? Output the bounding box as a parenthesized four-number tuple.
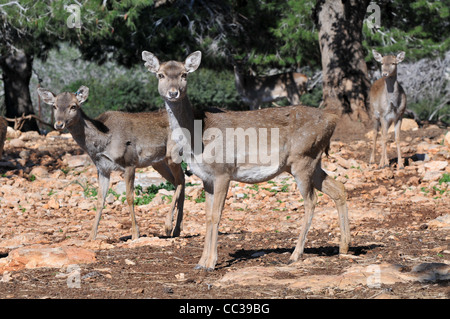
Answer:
(61, 61, 241, 118)
(363, 0, 450, 63)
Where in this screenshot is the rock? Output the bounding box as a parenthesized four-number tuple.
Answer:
(424, 161, 448, 171)
(388, 118, 418, 132)
(422, 170, 443, 182)
(0, 233, 50, 251)
(0, 245, 96, 274)
(215, 263, 450, 292)
(65, 154, 91, 168)
(445, 131, 450, 148)
(8, 138, 25, 148)
(6, 126, 20, 139)
(47, 197, 60, 209)
(46, 130, 60, 137)
(119, 236, 173, 248)
(427, 214, 450, 229)
(30, 166, 49, 179)
(19, 131, 40, 141)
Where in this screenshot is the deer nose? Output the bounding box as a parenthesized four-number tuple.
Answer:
(382, 72, 389, 77)
(168, 89, 179, 99)
(54, 121, 65, 130)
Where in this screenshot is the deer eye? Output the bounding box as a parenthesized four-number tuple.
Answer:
(181, 73, 187, 79)
(157, 73, 165, 79)
(70, 105, 77, 111)
(52, 105, 57, 110)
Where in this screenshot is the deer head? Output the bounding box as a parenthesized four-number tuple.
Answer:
(141, 51, 201, 102)
(373, 50, 405, 78)
(37, 86, 89, 130)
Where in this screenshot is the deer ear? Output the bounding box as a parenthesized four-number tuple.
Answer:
(142, 51, 160, 73)
(75, 86, 89, 104)
(372, 50, 383, 63)
(37, 88, 56, 105)
(396, 51, 405, 63)
(185, 51, 202, 73)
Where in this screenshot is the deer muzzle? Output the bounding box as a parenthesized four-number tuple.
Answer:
(54, 121, 65, 130)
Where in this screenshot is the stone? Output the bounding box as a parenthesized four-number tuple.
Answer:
(445, 131, 450, 148)
(65, 154, 91, 168)
(0, 233, 50, 251)
(6, 126, 20, 139)
(427, 214, 450, 229)
(388, 118, 418, 132)
(8, 138, 25, 148)
(19, 131, 40, 141)
(424, 161, 448, 171)
(30, 166, 49, 179)
(0, 245, 96, 274)
(215, 263, 450, 292)
(119, 236, 173, 248)
(422, 170, 443, 182)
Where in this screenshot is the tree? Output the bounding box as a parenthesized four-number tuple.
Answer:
(0, 0, 150, 131)
(313, 0, 371, 121)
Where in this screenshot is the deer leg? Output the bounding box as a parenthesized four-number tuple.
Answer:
(379, 120, 389, 168)
(88, 170, 110, 241)
(168, 163, 185, 237)
(196, 182, 214, 269)
(370, 119, 380, 164)
(313, 167, 350, 254)
(153, 161, 185, 237)
(205, 177, 230, 270)
(196, 177, 230, 270)
(125, 166, 140, 240)
(394, 118, 404, 169)
(289, 162, 318, 263)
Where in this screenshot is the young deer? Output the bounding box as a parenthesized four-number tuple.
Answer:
(142, 51, 350, 270)
(369, 50, 407, 169)
(37, 87, 185, 240)
(234, 63, 308, 110)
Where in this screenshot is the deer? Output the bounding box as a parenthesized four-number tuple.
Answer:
(37, 86, 185, 241)
(142, 51, 350, 271)
(369, 50, 407, 169)
(233, 62, 308, 110)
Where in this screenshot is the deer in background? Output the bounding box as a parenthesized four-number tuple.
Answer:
(369, 50, 407, 169)
(233, 62, 308, 110)
(37, 87, 185, 240)
(142, 51, 349, 271)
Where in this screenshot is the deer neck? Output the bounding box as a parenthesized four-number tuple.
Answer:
(164, 97, 196, 152)
(384, 71, 398, 94)
(67, 110, 107, 154)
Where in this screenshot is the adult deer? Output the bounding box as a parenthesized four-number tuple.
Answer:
(37, 87, 185, 240)
(142, 51, 350, 270)
(233, 63, 308, 110)
(369, 50, 407, 169)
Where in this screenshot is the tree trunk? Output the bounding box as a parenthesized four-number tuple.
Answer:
(0, 49, 39, 132)
(314, 0, 371, 122)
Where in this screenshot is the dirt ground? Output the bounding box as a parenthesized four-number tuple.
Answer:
(0, 114, 449, 300)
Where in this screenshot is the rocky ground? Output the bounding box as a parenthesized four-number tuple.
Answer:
(0, 117, 449, 299)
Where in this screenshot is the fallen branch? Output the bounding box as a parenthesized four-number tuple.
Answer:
(4, 113, 53, 131)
